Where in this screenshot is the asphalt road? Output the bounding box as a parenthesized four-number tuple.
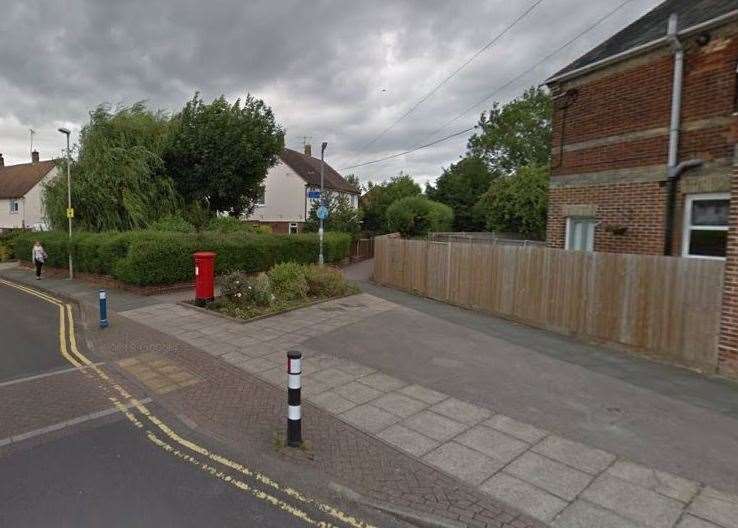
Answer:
(0, 282, 319, 528)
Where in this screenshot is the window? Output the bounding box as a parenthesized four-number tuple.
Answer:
(9, 199, 19, 214)
(565, 217, 595, 252)
(288, 223, 299, 235)
(682, 193, 729, 259)
(255, 185, 266, 206)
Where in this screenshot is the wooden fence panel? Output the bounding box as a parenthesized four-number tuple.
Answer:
(372, 236, 724, 372)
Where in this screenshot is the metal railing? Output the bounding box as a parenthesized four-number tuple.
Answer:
(427, 232, 545, 247)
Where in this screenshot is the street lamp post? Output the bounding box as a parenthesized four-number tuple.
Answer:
(319, 142, 327, 267)
(58, 128, 73, 279)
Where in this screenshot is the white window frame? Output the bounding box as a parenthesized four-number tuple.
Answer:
(682, 192, 729, 260)
(288, 223, 299, 235)
(565, 216, 596, 252)
(9, 199, 19, 215)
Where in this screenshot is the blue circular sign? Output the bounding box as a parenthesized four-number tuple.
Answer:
(317, 205, 329, 220)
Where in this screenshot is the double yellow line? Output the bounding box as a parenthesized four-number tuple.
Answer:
(0, 279, 373, 528)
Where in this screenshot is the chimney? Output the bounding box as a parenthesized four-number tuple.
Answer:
(304, 143, 312, 157)
(0, 153, 4, 168)
(31, 150, 39, 163)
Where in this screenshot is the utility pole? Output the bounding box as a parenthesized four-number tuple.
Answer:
(319, 142, 327, 266)
(58, 128, 73, 279)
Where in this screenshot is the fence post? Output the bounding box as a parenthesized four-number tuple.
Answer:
(287, 350, 302, 447)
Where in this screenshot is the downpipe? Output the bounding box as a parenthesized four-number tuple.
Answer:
(663, 14, 703, 256)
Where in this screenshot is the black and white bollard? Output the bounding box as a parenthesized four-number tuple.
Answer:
(287, 350, 302, 447)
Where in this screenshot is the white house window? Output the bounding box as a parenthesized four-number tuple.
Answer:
(682, 193, 729, 259)
(565, 217, 595, 252)
(9, 199, 19, 214)
(288, 223, 299, 235)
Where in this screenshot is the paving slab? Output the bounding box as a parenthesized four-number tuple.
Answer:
(431, 398, 491, 425)
(340, 403, 400, 433)
(402, 411, 469, 442)
(533, 435, 616, 475)
(377, 424, 439, 457)
(607, 460, 699, 504)
(356, 372, 407, 392)
(552, 500, 639, 528)
(676, 515, 724, 528)
(505, 452, 593, 501)
(239, 357, 277, 374)
(398, 384, 449, 405)
(333, 381, 383, 404)
(333, 362, 377, 378)
(455, 425, 529, 464)
(371, 392, 428, 418)
(308, 367, 358, 388)
(688, 487, 738, 528)
(581, 474, 684, 528)
(481, 473, 568, 523)
(309, 391, 358, 415)
(423, 442, 505, 486)
(484, 414, 548, 444)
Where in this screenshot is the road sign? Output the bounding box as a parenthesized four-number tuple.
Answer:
(66, 208, 74, 219)
(307, 190, 321, 199)
(317, 205, 329, 220)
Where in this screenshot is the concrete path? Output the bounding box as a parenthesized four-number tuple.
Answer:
(119, 291, 738, 528)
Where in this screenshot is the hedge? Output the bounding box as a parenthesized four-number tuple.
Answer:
(14, 230, 351, 286)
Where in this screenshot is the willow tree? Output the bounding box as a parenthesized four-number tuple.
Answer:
(43, 103, 180, 231)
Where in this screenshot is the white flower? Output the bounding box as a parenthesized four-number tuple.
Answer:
(236, 292, 242, 298)
(235, 280, 240, 285)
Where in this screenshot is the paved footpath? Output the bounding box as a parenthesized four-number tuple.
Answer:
(4, 262, 738, 527)
(0, 264, 543, 528)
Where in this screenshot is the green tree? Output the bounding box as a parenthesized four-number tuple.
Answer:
(386, 196, 453, 237)
(467, 86, 551, 174)
(426, 156, 492, 231)
(164, 93, 284, 216)
(344, 174, 362, 194)
(473, 164, 548, 239)
(304, 192, 363, 237)
(43, 103, 180, 231)
(361, 172, 421, 233)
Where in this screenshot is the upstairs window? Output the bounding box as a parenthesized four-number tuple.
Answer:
(682, 193, 729, 259)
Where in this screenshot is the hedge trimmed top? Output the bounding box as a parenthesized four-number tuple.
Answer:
(14, 230, 351, 286)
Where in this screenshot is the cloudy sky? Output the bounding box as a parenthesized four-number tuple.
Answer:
(1, 0, 664, 187)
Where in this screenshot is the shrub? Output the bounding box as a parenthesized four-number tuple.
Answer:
(268, 262, 308, 301)
(386, 196, 454, 237)
(12, 229, 352, 286)
(206, 216, 271, 234)
(304, 265, 350, 297)
(149, 214, 195, 233)
(0, 243, 11, 262)
(219, 271, 274, 307)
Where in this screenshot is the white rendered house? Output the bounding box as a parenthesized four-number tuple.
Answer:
(0, 151, 58, 231)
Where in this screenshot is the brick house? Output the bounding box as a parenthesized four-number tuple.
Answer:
(247, 145, 359, 234)
(546, 0, 737, 258)
(545, 0, 738, 377)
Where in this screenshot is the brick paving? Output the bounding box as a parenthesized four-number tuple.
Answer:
(86, 303, 544, 528)
(5, 265, 738, 527)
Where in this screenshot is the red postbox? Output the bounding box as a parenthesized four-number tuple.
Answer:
(193, 251, 216, 304)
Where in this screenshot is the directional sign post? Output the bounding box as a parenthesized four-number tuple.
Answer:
(307, 190, 321, 199)
(316, 205, 329, 220)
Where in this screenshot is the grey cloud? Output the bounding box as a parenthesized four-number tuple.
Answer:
(1, 0, 663, 181)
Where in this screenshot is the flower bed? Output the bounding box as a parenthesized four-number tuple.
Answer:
(205, 263, 358, 321)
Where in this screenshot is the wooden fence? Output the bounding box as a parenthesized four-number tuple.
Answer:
(373, 235, 725, 372)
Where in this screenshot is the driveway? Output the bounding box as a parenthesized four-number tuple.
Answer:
(331, 261, 738, 495)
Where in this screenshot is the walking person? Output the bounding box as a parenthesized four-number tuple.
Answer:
(32, 240, 47, 280)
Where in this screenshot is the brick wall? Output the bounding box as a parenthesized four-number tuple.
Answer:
(547, 22, 738, 255)
(548, 181, 667, 254)
(719, 160, 738, 378)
